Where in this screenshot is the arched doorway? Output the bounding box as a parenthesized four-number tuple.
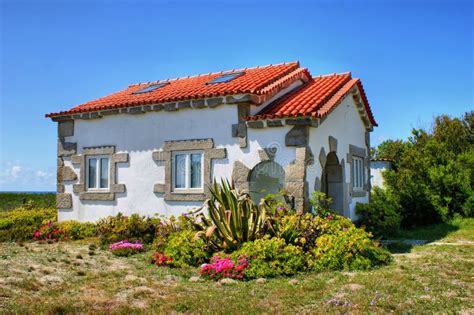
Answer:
(249, 161, 285, 204)
(321, 152, 344, 214)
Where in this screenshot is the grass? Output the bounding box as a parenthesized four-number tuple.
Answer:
(0, 219, 473, 313)
(0, 192, 55, 211)
(395, 217, 474, 242)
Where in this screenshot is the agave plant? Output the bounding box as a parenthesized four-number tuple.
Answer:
(195, 179, 266, 252)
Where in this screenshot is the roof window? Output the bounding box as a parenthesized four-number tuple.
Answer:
(206, 72, 244, 84)
(132, 82, 168, 94)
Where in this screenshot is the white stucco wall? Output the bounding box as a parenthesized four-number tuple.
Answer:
(59, 105, 296, 222)
(307, 95, 370, 220)
(370, 160, 392, 189)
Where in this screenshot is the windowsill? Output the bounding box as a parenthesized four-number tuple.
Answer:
(79, 191, 114, 201)
(352, 190, 367, 198)
(172, 189, 204, 194)
(164, 190, 207, 201)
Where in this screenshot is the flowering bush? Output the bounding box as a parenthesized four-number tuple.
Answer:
(109, 240, 144, 256)
(231, 237, 307, 279)
(56, 220, 97, 240)
(163, 230, 209, 267)
(0, 207, 56, 242)
(97, 213, 159, 245)
(151, 252, 173, 266)
(200, 255, 249, 280)
(32, 221, 67, 242)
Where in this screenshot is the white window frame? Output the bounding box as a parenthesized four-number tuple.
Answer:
(352, 156, 364, 191)
(86, 155, 110, 191)
(172, 151, 204, 192)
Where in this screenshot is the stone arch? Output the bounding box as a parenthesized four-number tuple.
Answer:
(321, 152, 344, 215)
(249, 161, 285, 204)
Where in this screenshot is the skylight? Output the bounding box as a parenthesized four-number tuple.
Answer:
(207, 72, 244, 84)
(132, 82, 169, 94)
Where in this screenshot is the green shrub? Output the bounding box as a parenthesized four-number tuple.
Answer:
(96, 213, 158, 245)
(356, 187, 402, 237)
(309, 225, 392, 271)
(0, 193, 55, 211)
(0, 207, 56, 242)
(231, 237, 307, 278)
(163, 230, 209, 267)
(375, 112, 473, 226)
(56, 221, 97, 240)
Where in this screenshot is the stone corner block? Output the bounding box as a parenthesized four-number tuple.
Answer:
(58, 139, 77, 157)
(58, 120, 74, 138)
(56, 193, 72, 209)
(58, 166, 77, 182)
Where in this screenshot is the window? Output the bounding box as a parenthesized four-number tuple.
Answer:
(352, 156, 364, 190)
(206, 72, 244, 84)
(86, 156, 110, 190)
(173, 152, 203, 190)
(132, 82, 169, 94)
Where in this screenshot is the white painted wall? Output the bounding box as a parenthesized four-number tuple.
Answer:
(307, 95, 370, 220)
(370, 160, 392, 189)
(59, 105, 296, 222)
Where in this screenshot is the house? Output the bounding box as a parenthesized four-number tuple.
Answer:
(370, 159, 393, 189)
(46, 61, 377, 222)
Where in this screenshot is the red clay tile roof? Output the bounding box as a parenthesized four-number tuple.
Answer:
(247, 73, 377, 126)
(46, 62, 310, 118)
(45, 61, 376, 127)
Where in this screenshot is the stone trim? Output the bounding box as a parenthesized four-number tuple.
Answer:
(234, 104, 250, 148)
(58, 139, 77, 157)
(328, 136, 338, 153)
(284, 147, 311, 213)
(285, 117, 318, 127)
(56, 193, 72, 209)
(71, 145, 129, 201)
(346, 144, 369, 197)
(232, 161, 251, 192)
(352, 191, 367, 198)
(50, 94, 251, 122)
(232, 146, 311, 213)
(285, 125, 308, 147)
(58, 120, 74, 137)
(79, 192, 114, 201)
(258, 148, 275, 161)
(56, 119, 77, 209)
(57, 166, 77, 182)
(152, 138, 227, 201)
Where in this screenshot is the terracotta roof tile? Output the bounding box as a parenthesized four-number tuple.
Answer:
(45, 61, 376, 127)
(46, 62, 304, 117)
(248, 73, 377, 126)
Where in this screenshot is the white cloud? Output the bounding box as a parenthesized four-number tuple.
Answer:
(0, 162, 55, 191)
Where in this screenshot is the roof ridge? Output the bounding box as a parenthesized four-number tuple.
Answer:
(313, 71, 352, 79)
(129, 61, 300, 87)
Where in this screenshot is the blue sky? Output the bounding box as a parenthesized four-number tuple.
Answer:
(0, 0, 472, 191)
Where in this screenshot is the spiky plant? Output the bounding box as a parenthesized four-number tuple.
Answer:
(195, 179, 265, 252)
